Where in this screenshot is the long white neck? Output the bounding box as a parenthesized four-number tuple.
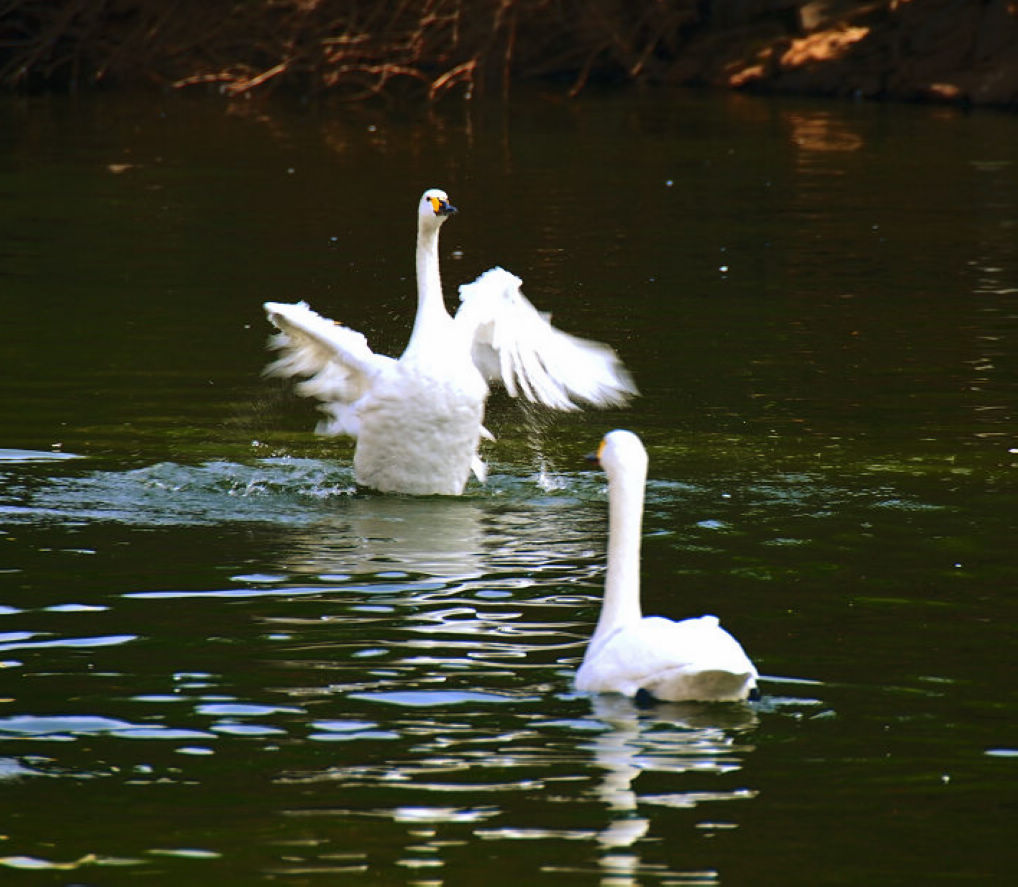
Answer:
(404, 222, 450, 359)
(591, 458, 645, 645)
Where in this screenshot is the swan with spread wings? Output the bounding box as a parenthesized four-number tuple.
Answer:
(263, 188, 637, 495)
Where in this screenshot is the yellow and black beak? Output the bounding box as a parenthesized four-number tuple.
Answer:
(585, 438, 607, 466)
(429, 195, 458, 217)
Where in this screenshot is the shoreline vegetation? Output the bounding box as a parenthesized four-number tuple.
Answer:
(1, 0, 1016, 109)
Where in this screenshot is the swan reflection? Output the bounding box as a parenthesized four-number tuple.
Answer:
(586, 694, 757, 885)
(273, 494, 487, 579)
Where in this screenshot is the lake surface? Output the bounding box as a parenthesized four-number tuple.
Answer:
(1, 87, 1017, 884)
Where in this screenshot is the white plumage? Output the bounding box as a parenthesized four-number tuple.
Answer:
(575, 430, 758, 703)
(263, 188, 636, 495)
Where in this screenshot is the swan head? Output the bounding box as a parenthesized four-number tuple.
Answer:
(419, 188, 458, 229)
(591, 429, 648, 481)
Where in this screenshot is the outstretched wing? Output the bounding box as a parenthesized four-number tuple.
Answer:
(454, 268, 637, 411)
(263, 301, 394, 437)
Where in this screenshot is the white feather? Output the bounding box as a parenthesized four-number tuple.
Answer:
(263, 301, 393, 437)
(457, 267, 636, 411)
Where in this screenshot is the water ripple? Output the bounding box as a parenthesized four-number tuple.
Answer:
(0, 715, 214, 742)
(0, 633, 137, 653)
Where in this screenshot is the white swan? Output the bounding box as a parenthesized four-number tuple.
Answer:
(576, 430, 758, 703)
(263, 188, 637, 496)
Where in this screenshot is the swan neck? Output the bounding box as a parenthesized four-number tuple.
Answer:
(595, 462, 645, 640)
(407, 223, 449, 352)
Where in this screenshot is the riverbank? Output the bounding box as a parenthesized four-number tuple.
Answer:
(1, 0, 1015, 109)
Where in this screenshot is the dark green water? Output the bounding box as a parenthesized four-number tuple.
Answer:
(1, 88, 1017, 884)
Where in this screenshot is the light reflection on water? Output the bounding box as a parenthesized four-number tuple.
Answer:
(271, 691, 765, 884)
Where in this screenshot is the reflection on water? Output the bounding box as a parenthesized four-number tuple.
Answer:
(279, 494, 489, 579)
(579, 695, 757, 886)
(271, 687, 769, 884)
(784, 110, 865, 154)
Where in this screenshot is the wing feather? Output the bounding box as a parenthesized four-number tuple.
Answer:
(263, 301, 393, 436)
(454, 268, 637, 411)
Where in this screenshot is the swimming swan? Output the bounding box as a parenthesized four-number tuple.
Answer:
(576, 430, 758, 702)
(263, 188, 637, 495)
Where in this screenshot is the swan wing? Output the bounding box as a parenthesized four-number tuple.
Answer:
(454, 267, 637, 411)
(263, 301, 395, 437)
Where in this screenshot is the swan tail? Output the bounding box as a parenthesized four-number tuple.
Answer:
(455, 268, 638, 411)
(645, 668, 757, 703)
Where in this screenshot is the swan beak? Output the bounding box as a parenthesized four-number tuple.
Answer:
(585, 438, 607, 465)
(429, 196, 458, 216)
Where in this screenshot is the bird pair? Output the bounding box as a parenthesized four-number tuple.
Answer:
(263, 189, 758, 704)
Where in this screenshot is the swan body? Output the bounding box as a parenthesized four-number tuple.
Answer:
(263, 189, 636, 495)
(575, 430, 758, 702)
